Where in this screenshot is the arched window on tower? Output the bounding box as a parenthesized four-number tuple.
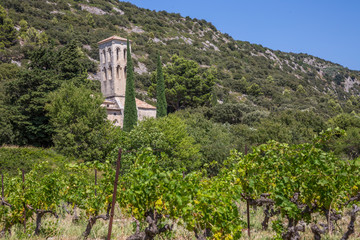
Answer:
(102, 50, 106, 63)
(103, 67, 107, 81)
(116, 65, 120, 79)
(108, 48, 112, 62)
(108, 67, 112, 80)
(116, 48, 120, 60)
(124, 66, 127, 79)
(123, 48, 126, 59)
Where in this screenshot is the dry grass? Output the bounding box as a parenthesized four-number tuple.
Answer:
(1, 205, 194, 240)
(1, 203, 359, 239)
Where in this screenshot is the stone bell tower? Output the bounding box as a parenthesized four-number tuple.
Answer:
(97, 36, 156, 127)
(98, 36, 130, 101)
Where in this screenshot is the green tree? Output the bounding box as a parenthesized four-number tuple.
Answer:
(296, 84, 306, 95)
(328, 113, 360, 159)
(86, 13, 95, 28)
(0, 105, 14, 145)
(156, 54, 167, 117)
(149, 55, 215, 112)
(23, 27, 48, 46)
(123, 39, 138, 132)
(46, 82, 121, 162)
(18, 19, 28, 39)
(5, 66, 60, 146)
(4, 43, 89, 147)
(121, 115, 202, 172)
(247, 83, 262, 96)
(327, 112, 360, 130)
(251, 109, 326, 145)
(57, 40, 86, 81)
(0, 4, 16, 49)
(176, 110, 239, 175)
(0, 63, 18, 145)
(266, 75, 274, 83)
(208, 102, 253, 124)
(232, 76, 248, 93)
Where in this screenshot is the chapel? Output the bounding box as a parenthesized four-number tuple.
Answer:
(97, 36, 156, 127)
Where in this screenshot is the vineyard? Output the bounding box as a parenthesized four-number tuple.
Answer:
(0, 129, 359, 240)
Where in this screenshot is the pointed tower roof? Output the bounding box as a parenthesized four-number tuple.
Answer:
(97, 36, 131, 45)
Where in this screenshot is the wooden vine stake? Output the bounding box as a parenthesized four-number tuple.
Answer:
(1, 172, 4, 200)
(95, 169, 97, 196)
(22, 169, 26, 233)
(245, 145, 251, 239)
(247, 200, 250, 239)
(107, 148, 122, 240)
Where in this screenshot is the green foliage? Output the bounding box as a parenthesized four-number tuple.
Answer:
(23, 162, 65, 216)
(123, 39, 138, 132)
(331, 127, 360, 159)
(250, 109, 326, 145)
(0, 147, 68, 176)
(18, 19, 27, 39)
(118, 150, 243, 239)
(156, 54, 167, 117)
(327, 112, 360, 130)
(228, 128, 359, 235)
(5, 67, 61, 146)
(122, 114, 202, 172)
(0, 161, 67, 236)
(46, 82, 121, 162)
(64, 161, 114, 220)
(207, 103, 253, 124)
(149, 55, 215, 112)
(57, 40, 87, 81)
(247, 83, 262, 96)
(231, 76, 248, 93)
(23, 27, 48, 46)
(0, 63, 19, 145)
(328, 113, 360, 159)
(86, 13, 95, 28)
(175, 110, 241, 175)
(118, 150, 185, 221)
(0, 4, 16, 49)
(2, 42, 93, 147)
(0, 107, 14, 145)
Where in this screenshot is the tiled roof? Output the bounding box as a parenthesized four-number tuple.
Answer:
(103, 100, 116, 104)
(136, 98, 156, 110)
(97, 36, 130, 45)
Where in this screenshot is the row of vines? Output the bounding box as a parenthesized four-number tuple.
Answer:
(0, 128, 360, 240)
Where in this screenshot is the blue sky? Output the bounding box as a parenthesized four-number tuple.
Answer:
(125, 0, 360, 71)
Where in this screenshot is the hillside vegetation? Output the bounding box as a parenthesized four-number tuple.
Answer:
(0, 0, 360, 113)
(0, 0, 359, 157)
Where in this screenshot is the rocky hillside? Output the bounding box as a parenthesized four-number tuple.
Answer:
(1, 0, 360, 116)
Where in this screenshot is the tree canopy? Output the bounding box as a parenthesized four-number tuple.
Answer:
(46, 82, 121, 162)
(149, 55, 215, 112)
(123, 39, 138, 132)
(2, 41, 94, 147)
(0, 5, 16, 49)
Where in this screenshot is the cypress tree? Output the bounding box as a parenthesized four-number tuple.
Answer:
(156, 54, 167, 117)
(123, 39, 137, 132)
